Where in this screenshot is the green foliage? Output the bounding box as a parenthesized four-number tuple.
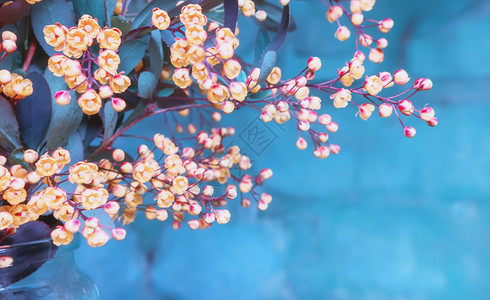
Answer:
(149, 30, 164, 79)
(0, 96, 21, 152)
(43, 70, 83, 151)
(138, 71, 157, 99)
(15, 72, 52, 151)
(118, 33, 151, 74)
(101, 101, 118, 145)
(72, 0, 118, 27)
(31, 0, 76, 56)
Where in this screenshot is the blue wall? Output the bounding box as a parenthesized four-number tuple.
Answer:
(75, 0, 490, 299)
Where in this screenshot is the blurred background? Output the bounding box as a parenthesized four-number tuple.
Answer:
(76, 0, 490, 299)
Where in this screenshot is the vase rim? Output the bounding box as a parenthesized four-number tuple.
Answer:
(0, 238, 53, 250)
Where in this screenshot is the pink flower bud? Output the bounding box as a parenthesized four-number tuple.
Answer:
(85, 217, 99, 228)
(296, 137, 307, 150)
(225, 185, 237, 199)
(335, 26, 350, 41)
(393, 69, 410, 85)
(368, 48, 384, 63)
(354, 50, 365, 61)
(298, 120, 310, 131)
(22, 149, 38, 163)
(413, 78, 424, 89)
(379, 18, 394, 33)
(351, 12, 364, 25)
(211, 112, 221, 122)
(419, 78, 433, 91)
(65, 219, 81, 233)
(204, 212, 215, 223)
(99, 85, 113, 99)
(2, 40, 16, 53)
(203, 185, 214, 197)
(300, 98, 310, 109)
(378, 103, 393, 117)
(112, 149, 125, 162)
(250, 68, 260, 82)
(404, 127, 416, 138)
(327, 121, 338, 132)
(378, 71, 393, 88)
(307, 57, 322, 71)
(9, 177, 24, 190)
(202, 169, 214, 181)
(318, 133, 329, 143)
(313, 146, 330, 159)
(376, 38, 388, 49)
(241, 198, 251, 208)
(111, 97, 126, 112)
(120, 162, 133, 173)
(420, 107, 435, 121)
(187, 220, 200, 230)
(428, 117, 438, 127)
(112, 228, 126, 240)
(305, 70, 315, 80)
(189, 202, 202, 215)
(296, 76, 307, 87)
(330, 144, 340, 154)
(2, 31, 17, 42)
(54, 90, 71, 105)
(260, 168, 273, 180)
(277, 101, 289, 112)
(398, 100, 413, 115)
(104, 201, 120, 215)
(257, 200, 268, 210)
(318, 114, 332, 125)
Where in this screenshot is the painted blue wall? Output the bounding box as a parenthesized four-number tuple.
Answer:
(75, 0, 490, 299)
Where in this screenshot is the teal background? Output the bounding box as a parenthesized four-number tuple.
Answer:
(75, 0, 490, 299)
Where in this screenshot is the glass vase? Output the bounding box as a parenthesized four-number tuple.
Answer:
(0, 234, 99, 299)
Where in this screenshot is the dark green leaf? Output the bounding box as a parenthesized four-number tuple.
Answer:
(253, 29, 270, 66)
(101, 101, 118, 145)
(44, 69, 83, 150)
(31, 0, 76, 56)
(138, 71, 157, 99)
(15, 72, 52, 150)
(149, 30, 164, 79)
(118, 33, 150, 74)
(157, 88, 174, 97)
(8, 147, 26, 169)
(73, 0, 118, 27)
(111, 15, 132, 35)
(0, 96, 21, 151)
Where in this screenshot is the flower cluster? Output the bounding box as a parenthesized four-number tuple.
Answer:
(44, 15, 129, 115)
(0, 0, 436, 253)
(0, 123, 272, 247)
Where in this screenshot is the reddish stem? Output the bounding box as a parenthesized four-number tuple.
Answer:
(22, 40, 36, 73)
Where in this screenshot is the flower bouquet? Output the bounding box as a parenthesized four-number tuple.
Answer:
(0, 0, 436, 295)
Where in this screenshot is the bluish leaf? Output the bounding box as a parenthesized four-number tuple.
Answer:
(101, 101, 118, 145)
(253, 0, 296, 32)
(223, 0, 238, 32)
(44, 69, 83, 150)
(138, 71, 157, 99)
(131, 0, 177, 30)
(256, 4, 290, 83)
(73, 0, 118, 27)
(157, 88, 175, 97)
(118, 33, 150, 74)
(257, 50, 277, 83)
(121, 99, 146, 129)
(15, 72, 52, 150)
(253, 29, 270, 66)
(0, 96, 21, 151)
(31, 0, 76, 56)
(149, 30, 164, 79)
